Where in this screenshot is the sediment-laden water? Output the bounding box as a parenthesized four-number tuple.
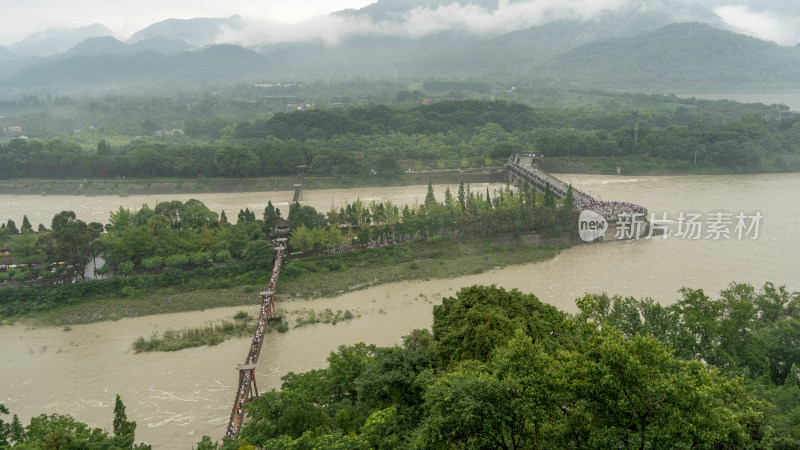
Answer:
(1, 174, 798, 448)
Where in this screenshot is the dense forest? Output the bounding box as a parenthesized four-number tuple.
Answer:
(191, 282, 800, 449)
(1, 91, 798, 179)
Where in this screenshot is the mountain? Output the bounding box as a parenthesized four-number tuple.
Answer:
(2, 1, 800, 95)
(0, 44, 268, 92)
(335, 0, 501, 20)
(60, 36, 132, 57)
(130, 36, 194, 55)
(57, 35, 194, 58)
(544, 22, 800, 90)
(126, 15, 246, 47)
(0, 45, 18, 62)
(6, 22, 797, 94)
(8, 23, 115, 57)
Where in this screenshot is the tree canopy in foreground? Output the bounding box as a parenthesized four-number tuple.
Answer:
(205, 282, 799, 449)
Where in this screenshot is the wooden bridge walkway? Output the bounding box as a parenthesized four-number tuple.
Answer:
(223, 240, 285, 440)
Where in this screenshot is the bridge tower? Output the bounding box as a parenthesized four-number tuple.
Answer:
(291, 184, 303, 204)
(291, 164, 308, 205)
(236, 364, 259, 401)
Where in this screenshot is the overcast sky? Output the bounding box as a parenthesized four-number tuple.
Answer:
(0, 0, 374, 44)
(3, 0, 799, 47)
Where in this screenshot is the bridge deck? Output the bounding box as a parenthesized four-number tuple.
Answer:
(223, 245, 284, 440)
(508, 155, 648, 221)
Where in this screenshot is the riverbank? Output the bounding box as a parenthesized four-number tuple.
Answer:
(9, 234, 569, 327)
(0, 169, 506, 196)
(2, 161, 797, 197)
(539, 155, 799, 175)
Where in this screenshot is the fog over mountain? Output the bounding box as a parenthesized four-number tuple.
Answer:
(2, 0, 799, 53)
(0, 0, 798, 94)
(204, 0, 800, 48)
(7, 23, 115, 57)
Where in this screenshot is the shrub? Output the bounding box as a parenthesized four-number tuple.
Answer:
(215, 249, 232, 263)
(281, 261, 307, 278)
(161, 267, 185, 286)
(14, 270, 31, 282)
(165, 254, 190, 268)
(189, 251, 213, 266)
(119, 261, 135, 275)
(142, 256, 164, 270)
(121, 285, 142, 298)
(235, 271, 265, 285)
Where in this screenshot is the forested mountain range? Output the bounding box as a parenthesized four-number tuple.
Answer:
(0, 0, 798, 94)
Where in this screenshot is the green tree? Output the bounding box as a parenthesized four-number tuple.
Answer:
(432, 285, 575, 365)
(45, 211, 99, 280)
(543, 185, 556, 208)
(289, 224, 315, 253)
(10, 229, 39, 264)
(243, 240, 274, 270)
(141, 119, 158, 135)
(417, 365, 529, 449)
(563, 184, 576, 210)
(197, 435, 221, 449)
(288, 204, 326, 231)
(215, 145, 259, 177)
(457, 179, 466, 211)
(97, 139, 112, 156)
(562, 328, 756, 448)
(263, 201, 281, 232)
(237, 208, 256, 223)
(423, 180, 437, 209)
(113, 394, 136, 438)
(0, 404, 12, 447)
(5, 219, 18, 235)
(20, 215, 32, 233)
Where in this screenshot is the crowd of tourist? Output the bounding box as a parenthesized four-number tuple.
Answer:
(224, 243, 284, 440)
(509, 155, 648, 220)
(509, 156, 569, 197)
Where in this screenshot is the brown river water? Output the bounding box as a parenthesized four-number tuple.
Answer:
(1, 175, 798, 448)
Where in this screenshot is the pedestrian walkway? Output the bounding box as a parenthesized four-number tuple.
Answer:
(508, 154, 648, 221)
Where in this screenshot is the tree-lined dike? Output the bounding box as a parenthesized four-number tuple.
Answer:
(4, 233, 567, 327)
(2, 172, 799, 448)
(0, 169, 505, 197)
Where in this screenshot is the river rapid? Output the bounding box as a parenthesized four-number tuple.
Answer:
(1, 174, 798, 448)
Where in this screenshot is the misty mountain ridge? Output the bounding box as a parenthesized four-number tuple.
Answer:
(1, 0, 799, 94)
(126, 15, 247, 46)
(543, 22, 800, 89)
(57, 35, 194, 58)
(8, 23, 116, 57)
(0, 46, 20, 63)
(3, 20, 798, 94)
(4, 0, 799, 58)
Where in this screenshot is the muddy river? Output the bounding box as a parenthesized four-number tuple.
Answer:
(1, 174, 798, 447)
